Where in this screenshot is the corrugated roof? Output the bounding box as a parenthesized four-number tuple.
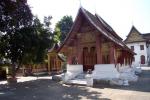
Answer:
(142, 33, 150, 40)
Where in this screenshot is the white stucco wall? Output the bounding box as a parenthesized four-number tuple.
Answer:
(126, 42, 147, 65)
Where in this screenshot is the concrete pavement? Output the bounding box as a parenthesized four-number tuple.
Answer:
(0, 67, 149, 100)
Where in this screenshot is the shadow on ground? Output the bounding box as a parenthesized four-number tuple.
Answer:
(0, 79, 110, 100)
(94, 67, 150, 92)
(1, 67, 149, 100)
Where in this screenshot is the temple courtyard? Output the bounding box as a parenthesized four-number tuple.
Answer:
(0, 67, 150, 100)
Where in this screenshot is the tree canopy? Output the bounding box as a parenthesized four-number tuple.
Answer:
(55, 15, 73, 43)
(0, 0, 53, 77)
(0, 0, 33, 77)
(0, 0, 32, 33)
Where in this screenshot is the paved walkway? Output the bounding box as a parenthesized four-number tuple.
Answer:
(0, 67, 150, 100)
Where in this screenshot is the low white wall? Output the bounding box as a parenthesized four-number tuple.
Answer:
(63, 64, 83, 82)
(92, 64, 138, 85)
(66, 64, 83, 74)
(117, 64, 141, 74)
(118, 65, 130, 72)
(92, 64, 119, 80)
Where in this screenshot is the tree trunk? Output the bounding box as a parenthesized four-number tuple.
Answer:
(11, 63, 16, 78)
(7, 63, 17, 84)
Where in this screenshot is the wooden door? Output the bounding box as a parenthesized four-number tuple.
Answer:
(141, 55, 145, 64)
(83, 47, 97, 71)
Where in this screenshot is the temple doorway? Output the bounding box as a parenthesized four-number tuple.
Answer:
(141, 55, 145, 64)
(83, 47, 97, 71)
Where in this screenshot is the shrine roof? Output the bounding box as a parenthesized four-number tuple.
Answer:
(48, 43, 60, 53)
(57, 7, 135, 55)
(142, 33, 150, 41)
(125, 26, 150, 43)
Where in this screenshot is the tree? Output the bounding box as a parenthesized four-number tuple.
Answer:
(18, 16, 54, 71)
(55, 15, 73, 43)
(0, 0, 33, 78)
(0, 0, 54, 79)
(29, 16, 53, 64)
(0, 0, 32, 33)
(53, 27, 61, 44)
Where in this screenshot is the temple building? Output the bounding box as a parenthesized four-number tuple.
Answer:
(48, 7, 135, 73)
(47, 44, 63, 74)
(125, 26, 150, 65)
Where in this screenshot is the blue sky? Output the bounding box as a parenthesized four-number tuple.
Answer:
(28, 0, 150, 39)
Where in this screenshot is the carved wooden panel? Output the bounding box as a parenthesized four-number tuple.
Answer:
(101, 42, 110, 64)
(81, 32, 96, 43)
(101, 43, 109, 54)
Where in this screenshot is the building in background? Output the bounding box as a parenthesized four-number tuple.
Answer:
(124, 26, 150, 65)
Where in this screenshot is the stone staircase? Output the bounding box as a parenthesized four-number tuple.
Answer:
(66, 73, 87, 85)
(74, 73, 86, 79)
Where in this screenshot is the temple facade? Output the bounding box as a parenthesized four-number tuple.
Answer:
(48, 7, 135, 73)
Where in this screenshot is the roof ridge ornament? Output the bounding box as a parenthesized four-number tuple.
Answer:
(93, 0, 97, 14)
(131, 20, 134, 27)
(79, 0, 82, 7)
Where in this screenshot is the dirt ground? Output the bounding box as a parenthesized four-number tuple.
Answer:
(0, 67, 150, 100)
